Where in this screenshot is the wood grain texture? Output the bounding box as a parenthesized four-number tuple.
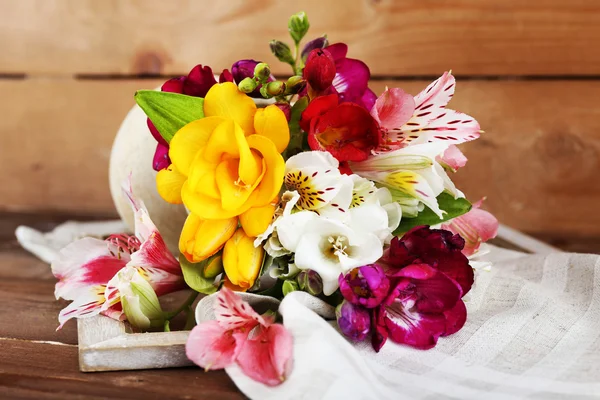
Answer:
(1, 0, 599, 76)
(2, 78, 600, 236)
(0, 235, 242, 399)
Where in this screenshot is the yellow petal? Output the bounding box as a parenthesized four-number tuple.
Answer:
(223, 228, 264, 289)
(240, 203, 276, 237)
(179, 212, 238, 263)
(187, 148, 220, 199)
(169, 116, 225, 176)
(203, 120, 261, 186)
(156, 164, 186, 204)
(204, 82, 256, 135)
(246, 134, 286, 207)
(182, 180, 255, 220)
(253, 105, 290, 153)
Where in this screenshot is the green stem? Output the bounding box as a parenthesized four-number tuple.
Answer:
(165, 291, 199, 320)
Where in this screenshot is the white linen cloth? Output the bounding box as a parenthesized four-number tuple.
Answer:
(197, 246, 600, 400)
(17, 223, 600, 399)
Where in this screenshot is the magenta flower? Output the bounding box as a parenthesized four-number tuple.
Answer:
(147, 65, 219, 171)
(336, 300, 371, 341)
(338, 264, 389, 308)
(442, 199, 499, 256)
(231, 59, 275, 98)
(337, 226, 474, 352)
(326, 43, 376, 110)
(186, 288, 293, 386)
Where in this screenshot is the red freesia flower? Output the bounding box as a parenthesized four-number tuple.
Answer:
(300, 94, 381, 163)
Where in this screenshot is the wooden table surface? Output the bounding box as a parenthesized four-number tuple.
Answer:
(0, 213, 245, 400)
(1, 212, 599, 399)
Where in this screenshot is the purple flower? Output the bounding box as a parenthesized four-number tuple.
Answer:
(231, 59, 274, 98)
(147, 65, 219, 171)
(339, 264, 389, 308)
(336, 301, 371, 341)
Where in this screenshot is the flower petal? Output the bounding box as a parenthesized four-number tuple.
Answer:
(223, 228, 264, 290)
(186, 320, 239, 370)
(383, 297, 447, 349)
(169, 116, 225, 176)
(204, 82, 257, 135)
(57, 285, 106, 329)
(240, 202, 277, 237)
(179, 212, 238, 263)
(254, 105, 291, 153)
(443, 299, 467, 336)
(235, 324, 293, 386)
(439, 144, 467, 172)
(442, 201, 499, 256)
(371, 87, 415, 134)
(156, 164, 186, 204)
(213, 287, 266, 330)
(52, 237, 127, 301)
(246, 134, 286, 207)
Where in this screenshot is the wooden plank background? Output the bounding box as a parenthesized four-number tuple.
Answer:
(1, 0, 600, 239)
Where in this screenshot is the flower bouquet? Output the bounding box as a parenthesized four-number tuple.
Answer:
(51, 12, 499, 387)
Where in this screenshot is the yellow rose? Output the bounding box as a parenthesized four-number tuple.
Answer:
(157, 82, 289, 262)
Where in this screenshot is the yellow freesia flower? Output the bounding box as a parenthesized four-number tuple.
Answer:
(157, 82, 290, 263)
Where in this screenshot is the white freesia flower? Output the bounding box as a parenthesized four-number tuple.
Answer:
(276, 210, 384, 296)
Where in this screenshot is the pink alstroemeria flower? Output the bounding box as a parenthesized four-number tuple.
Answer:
(371, 71, 481, 154)
(442, 199, 499, 256)
(51, 185, 185, 329)
(186, 288, 293, 387)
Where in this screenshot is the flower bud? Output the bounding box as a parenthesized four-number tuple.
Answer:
(202, 253, 224, 279)
(297, 270, 323, 296)
(339, 264, 389, 308)
(223, 228, 264, 290)
(285, 75, 306, 95)
(270, 40, 295, 65)
(336, 300, 370, 342)
(254, 62, 272, 82)
(231, 59, 260, 82)
(238, 77, 258, 94)
(288, 11, 310, 44)
(179, 213, 237, 264)
(301, 36, 329, 63)
(282, 279, 299, 296)
(303, 48, 336, 92)
(266, 81, 286, 97)
(115, 266, 165, 331)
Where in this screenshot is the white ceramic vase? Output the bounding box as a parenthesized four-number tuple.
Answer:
(108, 104, 187, 253)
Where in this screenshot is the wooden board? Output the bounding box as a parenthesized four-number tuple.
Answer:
(2, 78, 600, 237)
(1, 0, 600, 76)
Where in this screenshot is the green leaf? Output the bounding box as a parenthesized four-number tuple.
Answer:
(134, 90, 205, 144)
(394, 192, 472, 235)
(179, 255, 217, 295)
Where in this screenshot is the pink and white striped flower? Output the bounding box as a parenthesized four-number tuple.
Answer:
(51, 185, 185, 329)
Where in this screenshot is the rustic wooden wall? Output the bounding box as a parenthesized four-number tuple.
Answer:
(1, 0, 600, 239)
